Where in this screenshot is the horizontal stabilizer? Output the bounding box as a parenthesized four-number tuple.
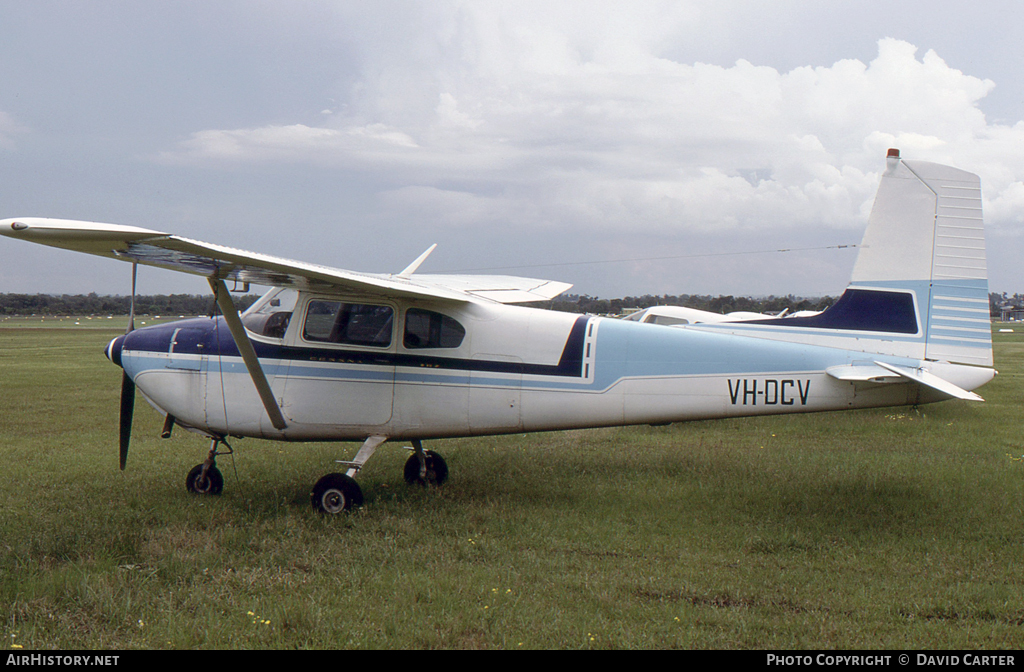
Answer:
(827, 361, 983, 401)
(825, 364, 904, 384)
(872, 361, 983, 401)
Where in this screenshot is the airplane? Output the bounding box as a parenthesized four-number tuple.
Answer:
(0, 149, 996, 514)
(620, 304, 822, 326)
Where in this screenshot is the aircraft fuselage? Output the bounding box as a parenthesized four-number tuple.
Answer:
(106, 291, 991, 443)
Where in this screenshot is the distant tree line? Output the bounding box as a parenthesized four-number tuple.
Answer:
(0, 293, 258, 316)
(2, 291, 1016, 318)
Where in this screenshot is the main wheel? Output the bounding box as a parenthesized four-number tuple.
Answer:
(185, 464, 224, 495)
(404, 450, 448, 486)
(311, 473, 363, 514)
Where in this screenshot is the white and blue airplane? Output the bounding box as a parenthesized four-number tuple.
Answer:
(0, 149, 996, 513)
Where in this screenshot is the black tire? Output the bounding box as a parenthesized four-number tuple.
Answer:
(185, 464, 224, 495)
(311, 473, 363, 514)
(403, 450, 449, 486)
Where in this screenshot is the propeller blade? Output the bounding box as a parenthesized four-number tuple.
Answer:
(119, 371, 135, 471)
(119, 263, 138, 470)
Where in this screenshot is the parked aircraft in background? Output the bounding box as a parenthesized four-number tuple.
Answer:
(0, 149, 995, 513)
(621, 304, 822, 326)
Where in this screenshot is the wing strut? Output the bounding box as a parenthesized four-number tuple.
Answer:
(209, 278, 288, 430)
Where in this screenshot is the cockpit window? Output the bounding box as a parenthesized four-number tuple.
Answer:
(241, 288, 298, 339)
(303, 301, 394, 347)
(403, 309, 466, 349)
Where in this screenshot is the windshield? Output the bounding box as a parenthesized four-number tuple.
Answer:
(241, 288, 298, 339)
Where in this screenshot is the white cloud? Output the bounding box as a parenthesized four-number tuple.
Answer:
(987, 178, 1024, 226)
(159, 11, 1024, 252)
(4, 1, 1023, 298)
(160, 122, 419, 164)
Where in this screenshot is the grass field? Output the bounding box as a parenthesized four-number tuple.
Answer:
(1, 324, 1023, 649)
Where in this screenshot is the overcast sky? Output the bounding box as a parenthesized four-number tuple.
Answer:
(1, 1, 1022, 299)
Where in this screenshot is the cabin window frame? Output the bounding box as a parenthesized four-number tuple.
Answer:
(298, 297, 397, 349)
(401, 307, 467, 350)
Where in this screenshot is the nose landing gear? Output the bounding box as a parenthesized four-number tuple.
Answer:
(185, 437, 230, 496)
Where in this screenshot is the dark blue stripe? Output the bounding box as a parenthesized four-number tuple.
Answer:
(745, 289, 919, 334)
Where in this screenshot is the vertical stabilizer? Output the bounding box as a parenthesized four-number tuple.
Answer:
(850, 150, 991, 366)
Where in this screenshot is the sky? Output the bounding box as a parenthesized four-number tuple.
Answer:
(0, 1, 1022, 299)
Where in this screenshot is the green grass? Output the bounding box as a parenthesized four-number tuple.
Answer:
(1, 326, 1023, 649)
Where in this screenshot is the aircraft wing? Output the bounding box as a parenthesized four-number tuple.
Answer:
(0, 217, 571, 304)
(406, 274, 572, 303)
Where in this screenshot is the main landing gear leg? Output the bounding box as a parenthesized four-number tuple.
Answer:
(185, 437, 230, 495)
(310, 437, 451, 514)
(310, 435, 388, 515)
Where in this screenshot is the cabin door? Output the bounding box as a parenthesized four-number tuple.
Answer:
(469, 355, 522, 432)
(279, 299, 396, 429)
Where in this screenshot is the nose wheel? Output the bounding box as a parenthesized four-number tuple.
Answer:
(186, 463, 224, 495)
(185, 438, 230, 495)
